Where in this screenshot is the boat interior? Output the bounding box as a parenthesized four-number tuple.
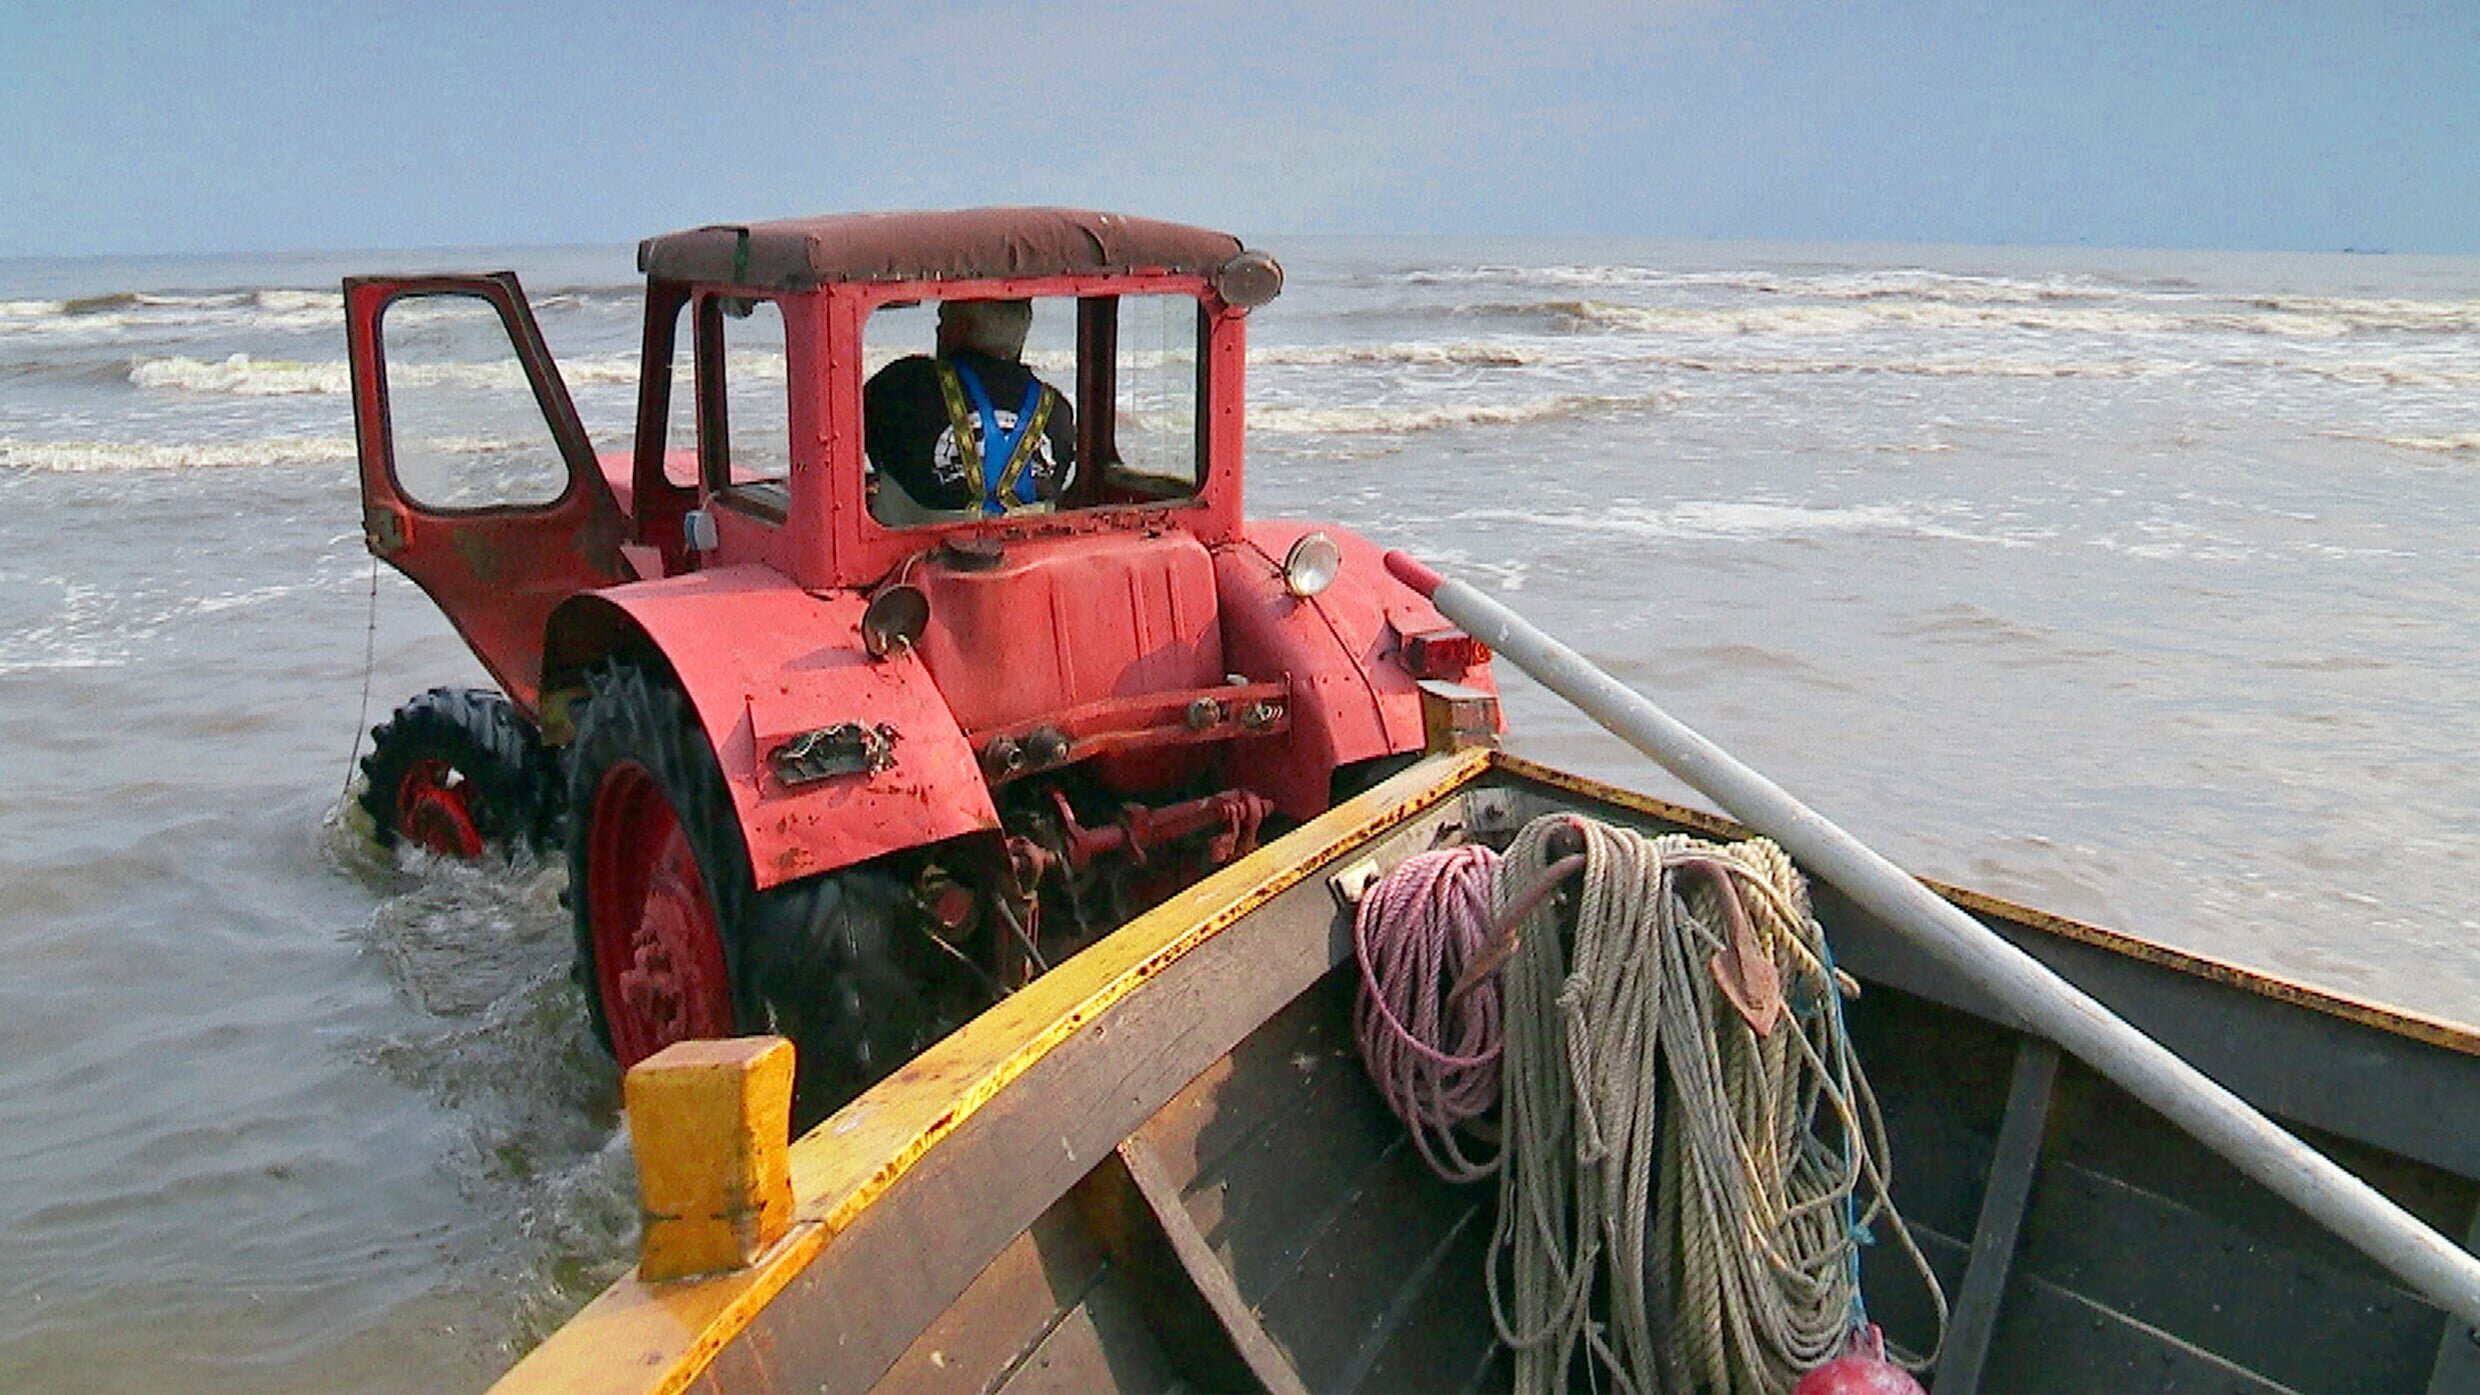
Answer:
(497, 754, 2480, 1395)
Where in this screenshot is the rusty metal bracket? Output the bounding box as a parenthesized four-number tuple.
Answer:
(770, 722, 898, 787)
(362, 504, 409, 557)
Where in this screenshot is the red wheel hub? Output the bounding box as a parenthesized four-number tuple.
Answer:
(585, 762, 735, 1065)
(396, 758, 485, 859)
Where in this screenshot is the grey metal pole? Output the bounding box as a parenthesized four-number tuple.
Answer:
(1385, 551, 2480, 1328)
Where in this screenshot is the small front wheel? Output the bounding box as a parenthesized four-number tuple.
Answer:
(359, 687, 550, 858)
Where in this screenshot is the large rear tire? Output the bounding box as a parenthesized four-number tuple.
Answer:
(565, 661, 932, 1116)
(359, 687, 552, 859)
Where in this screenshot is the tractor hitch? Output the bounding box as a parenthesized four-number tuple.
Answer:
(1047, 787, 1272, 870)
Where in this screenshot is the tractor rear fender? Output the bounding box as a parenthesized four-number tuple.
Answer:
(544, 566, 996, 891)
(1214, 522, 1499, 818)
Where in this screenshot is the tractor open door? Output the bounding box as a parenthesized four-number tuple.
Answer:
(345, 272, 631, 717)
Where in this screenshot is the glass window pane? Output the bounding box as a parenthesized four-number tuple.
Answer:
(861, 297, 1077, 526)
(1111, 296, 1201, 494)
(704, 298, 789, 511)
(661, 302, 698, 488)
(382, 293, 567, 511)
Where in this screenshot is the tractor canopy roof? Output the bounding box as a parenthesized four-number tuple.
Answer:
(637, 207, 1246, 291)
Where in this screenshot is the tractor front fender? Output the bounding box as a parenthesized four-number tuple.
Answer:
(546, 567, 996, 890)
(1214, 522, 1498, 818)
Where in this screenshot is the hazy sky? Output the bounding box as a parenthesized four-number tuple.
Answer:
(3, 0, 2474, 258)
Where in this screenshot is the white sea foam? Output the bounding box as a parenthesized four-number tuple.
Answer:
(131, 354, 352, 395)
(0, 436, 358, 472)
(1399, 263, 2480, 333)
(1453, 498, 2037, 547)
(0, 580, 128, 673)
(1403, 264, 1787, 293)
(2300, 361, 2480, 391)
(132, 291, 245, 308)
(255, 289, 338, 314)
(1246, 336, 2189, 381)
(1644, 352, 2176, 379)
(1251, 392, 1668, 436)
(0, 287, 342, 339)
(1541, 294, 2463, 344)
(2325, 430, 2480, 456)
(1253, 341, 1542, 368)
(2246, 294, 2480, 335)
(1406, 264, 2156, 310)
(124, 350, 645, 397)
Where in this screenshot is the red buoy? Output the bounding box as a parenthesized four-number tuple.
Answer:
(1792, 1325, 1925, 1395)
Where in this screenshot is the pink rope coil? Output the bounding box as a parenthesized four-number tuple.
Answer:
(1352, 844, 1506, 1182)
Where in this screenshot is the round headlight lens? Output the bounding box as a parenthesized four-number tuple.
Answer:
(1282, 532, 1342, 598)
(862, 583, 929, 658)
(1214, 250, 1285, 310)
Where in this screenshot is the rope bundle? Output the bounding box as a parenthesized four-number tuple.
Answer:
(1351, 814, 1944, 1394)
(1351, 844, 1506, 1182)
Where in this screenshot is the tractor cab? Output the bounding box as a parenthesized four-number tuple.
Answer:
(344, 208, 1494, 1118)
(616, 210, 1276, 589)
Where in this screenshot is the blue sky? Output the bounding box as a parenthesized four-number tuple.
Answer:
(3, 0, 2474, 258)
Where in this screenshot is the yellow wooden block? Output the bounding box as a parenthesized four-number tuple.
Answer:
(624, 1035, 795, 1282)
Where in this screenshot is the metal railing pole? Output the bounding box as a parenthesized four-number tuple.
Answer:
(1386, 550, 2480, 1327)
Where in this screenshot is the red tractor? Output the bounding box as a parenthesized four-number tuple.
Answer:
(347, 208, 1498, 1111)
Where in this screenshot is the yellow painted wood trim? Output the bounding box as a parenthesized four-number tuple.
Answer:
(1491, 751, 2480, 1058)
(787, 746, 1494, 1234)
(487, 747, 1492, 1395)
(626, 1036, 796, 1282)
(488, 1223, 828, 1395)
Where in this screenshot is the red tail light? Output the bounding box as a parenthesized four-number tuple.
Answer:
(1402, 627, 1489, 679)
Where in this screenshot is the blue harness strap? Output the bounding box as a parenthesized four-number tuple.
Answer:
(949, 359, 1048, 515)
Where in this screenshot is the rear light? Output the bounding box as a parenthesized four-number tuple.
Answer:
(1402, 627, 1489, 679)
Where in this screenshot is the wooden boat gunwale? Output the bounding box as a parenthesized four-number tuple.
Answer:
(493, 748, 2480, 1394)
(493, 747, 1494, 1395)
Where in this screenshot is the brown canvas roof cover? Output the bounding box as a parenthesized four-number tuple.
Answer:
(637, 208, 1247, 290)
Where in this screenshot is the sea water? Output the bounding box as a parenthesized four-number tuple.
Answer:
(1, 237, 2475, 1392)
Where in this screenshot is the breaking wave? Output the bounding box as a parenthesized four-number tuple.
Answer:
(1369, 292, 2479, 343)
(0, 436, 358, 472)
(1250, 392, 1671, 436)
(126, 351, 645, 396)
(2299, 361, 2480, 391)
(2323, 430, 2480, 457)
(0, 284, 637, 342)
(1398, 264, 2137, 304)
(131, 354, 351, 395)
(1640, 352, 2181, 379)
(1253, 341, 1542, 368)
(1453, 498, 2038, 548)
(0, 288, 344, 338)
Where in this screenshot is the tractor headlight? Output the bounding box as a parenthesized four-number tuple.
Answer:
(1215, 250, 1284, 310)
(862, 583, 929, 659)
(1282, 532, 1342, 598)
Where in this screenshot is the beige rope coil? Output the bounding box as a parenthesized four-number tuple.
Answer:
(1488, 814, 1945, 1395)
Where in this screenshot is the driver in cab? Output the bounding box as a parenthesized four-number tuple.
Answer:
(864, 299, 1075, 525)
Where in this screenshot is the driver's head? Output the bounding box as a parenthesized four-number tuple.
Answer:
(936, 298, 1034, 361)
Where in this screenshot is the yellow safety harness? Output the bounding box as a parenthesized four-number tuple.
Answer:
(934, 359, 1056, 515)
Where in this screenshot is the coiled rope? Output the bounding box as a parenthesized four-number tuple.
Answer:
(1351, 844, 1506, 1182)
(1352, 814, 1945, 1394)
